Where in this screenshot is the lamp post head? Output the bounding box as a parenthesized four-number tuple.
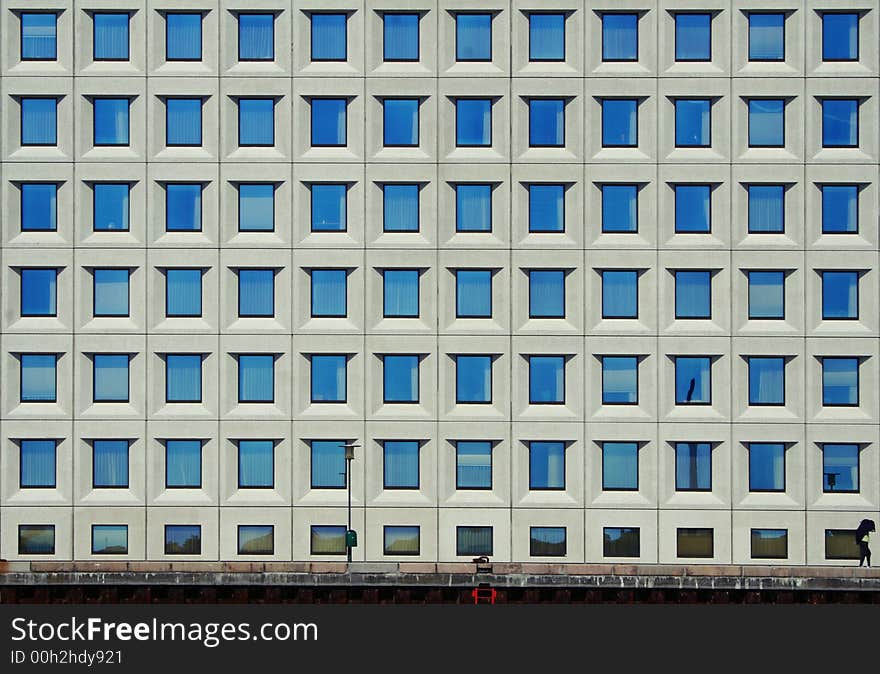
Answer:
(341, 443, 360, 461)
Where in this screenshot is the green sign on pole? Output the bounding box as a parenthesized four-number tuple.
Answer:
(346, 530, 358, 548)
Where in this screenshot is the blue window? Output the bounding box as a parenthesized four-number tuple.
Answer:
(93, 183, 129, 231)
(530, 527, 566, 557)
(822, 271, 858, 319)
(93, 354, 129, 402)
(93, 268, 129, 317)
(238, 440, 274, 488)
(166, 98, 201, 147)
(384, 526, 420, 556)
(675, 185, 711, 233)
(457, 526, 492, 556)
(822, 185, 858, 234)
(383, 13, 419, 61)
(749, 99, 784, 147)
(164, 525, 201, 555)
(748, 185, 784, 233)
(602, 356, 638, 405)
(92, 440, 128, 488)
(456, 184, 492, 232)
(602, 13, 638, 61)
(748, 271, 785, 320)
(21, 13, 57, 61)
(238, 355, 274, 403)
(20, 97, 56, 146)
(165, 439, 201, 488)
(674, 270, 711, 319)
(166, 269, 202, 318)
(311, 526, 346, 555)
(822, 13, 858, 61)
(238, 13, 273, 61)
(93, 98, 129, 146)
(529, 99, 564, 147)
(602, 442, 639, 491)
(675, 13, 711, 61)
(311, 184, 347, 231)
(18, 525, 55, 555)
(383, 99, 419, 146)
(166, 183, 202, 231)
(529, 184, 564, 232)
(749, 443, 785, 492)
(456, 99, 491, 147)
(311, 13, 347, 61)
(675, 356, 711, 405)
(20, 354, 56, 402)
(604, 527, 640, 557)
(238, 525, 273, 555)
(456, 355, 492, 404)
(602, 270, 638, 319)
(93, 13, 129, 60)
(456, 441, 492, 489)
(823, 357, 859, 406)
(675, 99, 710, 147)
(165, 354, 201, 403)
(748, 13, 784, 61)
(748, 357, 785, 406)
(675, 442, 711, 491)
(20, 439, 57, 489)
(310, 269, 347, 318)
(456, 270, 492, 318)
(383, 355, 419, 403)
(601, 184, 637, 233)
(310, 440, 345, 489)
(456, 13, 491, 61)
(311, 355, 347, 403)
(21, 183, 57, 231)
(822, 99, 858, 148)
(238, 269, 274, 317)
(529, 270, 565, 318)
(166, 13, 202, 61)
(384, 440, 419, 489)
(21, 269, 57, 317)
(529, 355, 564, 404)
(383, 270, 419, 318)
(529, 13, 564, 61)
(822, 443, 859, 492)
(602, 99, 637, 147)
(238, 98, 274, 146)
(238, 184, 274, 232)
(311, 98, 346, 147)
(383, 184, 419, 232)
(529, 441, 565, 490)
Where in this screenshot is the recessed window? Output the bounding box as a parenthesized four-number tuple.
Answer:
(456, 526, 492, 556)
(676, 528, 713, 558)
(749, 443, 785, 492)
(310, 269, 347, 318)
(674, 357, 711, 405)
(821, 185, 858, 234)
(528, 355, 564, 404)
(238, 13, 274, 61)
(674, 185, 710, 233)
(602, 270, 638, 319)
(165, 439, 201, 489)
(528, 270, 565, 319)
(165, 183, 202, 232)
(18, 525, 55, 555)
(311, 526, 346, 555)
(92, 525, 128, 555)
(92, 439, 128, 488)
(822, 357, 859, 407)
(238, 355, 275, 404)
(675, 442, 711, 491)
(383, 440, 419, 489)
(748, 185, 784, 233)
(748, 99, 784, 147)
(310, 440, 346, 489)
(822, 443, 859, 493)
(93, 98, 129, 146)
(528, 184, 564, 232)
(383, 184, 419, 232)
(602, 99, 637, 147)
(530, 527, 566, 557)
(164, 525, 201, 555)
(383, 355, 419, 403)
(93, 13, 129, 61)
(238, 269, 274, 318)
(601, 184, 637, 233)
(747, 271, 784, 319)
(166, 98, 202, 147)
(602, 442, 639, 491)
(528, 13, 565, 61)
(382, 270, 419, 318)
(821, 270, 858, 319)
(529, 99, 564, 147)
(311, 184, 347, 232)
(19, 439, 57, 489)
(456, 441, 492, 490)
(237, 439, 274, 488)
(21, 183, 57, 231)
(602, 13, 638, 62)
(238, 184, 274, 232)
(602, 356, 638, 405)
(822, 99, 858, 148)
(311, 98, 347, 147)
(20, 97, 57, 146)
(383, 13, 419, 61)
(238, 98, 274, 147)
(822, 13, 858, 61)
(604, 527, 640, 557)
(674, 13, 711, 61)
(384, 526, 420, 556)
(675, 99, 710, 147)
(165, 354, 202, 403)
(455, 184, 492, 232)
(20, 268, 57, 317)
(825, 529, 860, 560)
(93, 183, 129, 231)
(311, 13, 347, 62)
(674, 270, 711, 319)
(238, 525, 274, 555)
(166, 13, 202, 61)
(455, 355, 492, 404)
(310, 354, 347, 403)
(20, 354, 57, 402)
(456, 13, 491, 61)
(93, 354, 129, 403)
(748, 13, 784, 61)
(748, 357, 785, 406)
(529, 441, 565, 490)
(455, 270, 492, 318)
(456, 99, 491, 147)
(21, 13, 57, 61)
(166, 269, 202, 318)
(93, 268, 129, 317)
(383, 99, 419, 147)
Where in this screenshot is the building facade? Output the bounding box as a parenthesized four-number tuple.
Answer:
(0, 1, 878, 566)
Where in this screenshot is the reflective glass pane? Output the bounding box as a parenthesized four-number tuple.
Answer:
(748, 357, 785, 405)
(22, 183, 57, 231)
(674, 270, 711, 318)
(748, 271, 784, 319)
(528, 184, 564, 232)
(383, 99, 419, 146)
(311, 184, 347, 231)
(383, 355, 418, 402)
(455, 184, 491, 232)
(311, 269, 347, 317)
(455, 355, 491, 403)
(601, 184, 637, 233)
(821, 185, 858, 233)
(602, 442, 638, 490)
(383, 13, 419, 60)
(238, 440, 274, 487)
(94, 183, 129, 231)
(166, 13, 202, 61)
(529, 441, 565, 489)
(748, 185, 784, 233)
(455, 270, 491, 317)
(311, 13, 347, 61)
(456, 13, 491, 61)
(749, 13, 784, 61)
(675, 13, 711, 60)
(529, 356, 564, 404)
(529, 99, 564, 147)
(675, 185, 711, 233)
(311, 98, 346, 146)
(675, 443, 711, 490)
(602, 13, 638, 61)
(456, 99, 491, 146)
(602, 270, 638, 318)
(529, 270, 565, 318)
(675, 356, 710, 404)
(529, 13, 564, 61)
(93, 98, 129, 146)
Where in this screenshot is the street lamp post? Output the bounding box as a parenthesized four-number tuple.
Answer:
(340, 443, 360, 563)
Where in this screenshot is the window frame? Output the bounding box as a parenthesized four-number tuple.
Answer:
(310, 97, 348, 148)
(821, 270, 859, 320)
(20, 96, 57, 147)
(674, 356, 712, 406)
(455, 440, 493, 491)
(455, 12, 492, 63)
(19, 439, 57, 489)
(674, 183, 712, 234)
(528, 355, 566, 405)
(237, 12, 275, 62)
(527, 183, 566, 233)
(674, 97, 712, 148)
(820, 184, 859, 234)
(529, 526, 567, 557)
(91, 439, 129, 489)
(382, 183, 420, 233)
(164, 439, 203, 489)
(454, 269, 493, 319)
(236, 439, 275, 489)
(747, 270, 786, 320)
(674, 442, 713, 492)
(528, 12, 565, 63)
(674, 269, 712, 320)
(382, 269, 420, 319)
(381, 354, 420, 404)
(92, 182, 131, 232)
(20, 11, 58, 62)
(603, 527, 640, 558)
(601, 441, 640, 492)
(601, 269, 639, 319)
(20, 353, 57, 403)
(747, 184, 785, 234)
(165, 11, 203, 63)
(821, 12, 859, 62)
(383, 525, 421, 556)
(455, 98, 493, 148)
(236, 354, 276, 404)
(601, 184, 639, 234)
(821, 356, 860, 408)
(310, 12, 348, 63)
(382, 12, 420, 62)
(164, 353, 203, 404)
(309, 353, 348, 404)
(601, 355, 639, 406)
(747, 442, 787, 493)
(237, 525, 274, 555)
(821, 443, 860, 494)
(310, 525, 347, 555)
(382, 97, 420, 148)
(528, 98, 566, 148)
(310, 183, 348, 232)
(92, 12, 130, 62)
(91, 524, 129, 555)
(601, 98, 639, 148)
(92, 97, 130, 147)
(21, 182, 58, 232)
(821, 98, 859, 149)
(237, 97, 275, 148)
(92, 353, 131, 403)
(528, 269, 566, 319)
(20, 267, 58, 318)
(456, 525, 493, 556)
(382, 439, 421, 490)
(528, 440, 566, 491)
(601, 12, 639, 63)
(673, 12, 712, 62)
(747, 12, 785, 63)
(165, 97, 203, 148)
(455, 183, 493, 233)
(237, 268, 275, 318)
(747, 98, 786, 149)
(309, 268, 348, 318)
(676, 527, 714, 559)
(165, 182, 203, 232)
(92, 267, 130, 318)
(18, 524, 55, 555)
(165, 268, 203, 318)
(747, 356, 786, 407)
(454, 354, 493, 405)
(164, 524, 202, 555)
(309, 440, 347, 490)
